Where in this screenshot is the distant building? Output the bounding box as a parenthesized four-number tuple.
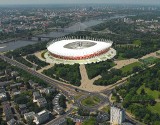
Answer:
(7, 118, 17, 125)
(54, 118, 67, 125)
(110, 106, 125, 125)
(33, 110, 49, 125)
(37, 97, 47, 107)
(18, 104, 28, 114)
(96, 112, 109, 123)
(10, 71, 19, 77)
(2, 102, 14, 121)
(0, 87, 7, 101)
(33, 91, 41, 102)
(39, 87, 56, 94)
(0, 92, 7, 101)
(28, 80, 39, 89)
(53, 105, 64, 115)
(24, 111, 35, 121)
(52, 93, 65, 115)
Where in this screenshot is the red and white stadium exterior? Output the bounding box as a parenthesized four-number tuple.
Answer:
(47, 39, 113, 60)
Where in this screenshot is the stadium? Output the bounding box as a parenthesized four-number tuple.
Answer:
(44, 38, 116, 65)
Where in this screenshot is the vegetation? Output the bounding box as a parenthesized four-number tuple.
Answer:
(116, 61, 160, 124)
(120, 62, 142, 74)
(13, 91, 43, 113)
(26, 55, 49, 68)
(66, 118, 75, 125)
(0, 58, 10, 71)
(59, 95, 67, 109)
(81, 96, 101, 107)
(85, 60, 115, 79)
(12, 66, 48, 87)
(78, 107, 90, 116)
(82, 117, 96, 125)
(137, 85, 160, 99)
(94, 68, 122, 86)
(15, 57, 34, 68)
(43, 64, 81, 86)
(101, 105, 110, 113)
(139, 56, 160, 66)
(41, 50, 47, 59)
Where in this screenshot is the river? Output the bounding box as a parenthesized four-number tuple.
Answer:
(0, 15, 128, 52)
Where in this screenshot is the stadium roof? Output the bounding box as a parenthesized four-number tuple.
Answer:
(47, 39, 112, 57)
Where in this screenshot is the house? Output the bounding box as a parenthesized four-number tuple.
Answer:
(7, 118, 17, 125)
(11, 71, 19, 77)
(2, 102, 14, 121)
(28, 80, 39, 89)
(39, 87, 56, 94)
(96, 112, 109, 123)
(0, 92, 7, 101)
(37, 98, 47, 107)
(33, 91, 41, 102)
(0, 71, 4, 76)
(53, 105, 64, 115)
(33, 110, 49, 125)
(19, 104, 28, 114)
(54, 118, 67, 125)
(24, 111, 35, 121)
(0, 87, 7, 101)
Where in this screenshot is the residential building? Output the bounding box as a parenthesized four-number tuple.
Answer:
(2, 102, 14, 121)
(7, 118, 17, 125)
(39, 87, 56, 94)
(52, 93, 64, 115)
(24, 111, 35, 121)
(110, 106, 125, 125)
(54, 118, 67, 125)
(18, 104, 28, 114)
(0, 87, 7, 101)
(53, 105, 64, 115)
(33, 110, 49, 125)
(33, 91, 41, 102)
(37, 97, 47, 107)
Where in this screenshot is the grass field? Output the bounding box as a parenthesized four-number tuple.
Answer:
(148, 103, 160, 115)
(137, 85, 160, 99)
(81, 96, 101, 107)
(82, 117, 96, 125)
(120, 62, 142, 73)
(140, 56, 159, 65)
(117, 53, 126, 60)
(41, 50, 47, 59)
(101, 105, 110, 113)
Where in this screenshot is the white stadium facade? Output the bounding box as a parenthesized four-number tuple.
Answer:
(44, 38, 116, 65)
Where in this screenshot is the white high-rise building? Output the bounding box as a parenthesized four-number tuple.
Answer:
(110, 106, 125, 125)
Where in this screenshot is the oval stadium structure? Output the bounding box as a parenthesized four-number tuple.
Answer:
(45, 38, 116, 65)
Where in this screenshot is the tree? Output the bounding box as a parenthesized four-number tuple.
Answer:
(140, 88, 145, 95)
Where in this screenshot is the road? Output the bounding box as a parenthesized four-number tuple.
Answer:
(0, 55, 140, 124)
(0, 55, 110, 124)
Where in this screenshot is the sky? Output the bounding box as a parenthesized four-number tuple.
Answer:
(0, 0, 160, 5)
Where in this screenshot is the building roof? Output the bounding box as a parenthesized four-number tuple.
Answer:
(7, 118, 17, 125)
(37, 98, 47, 105)
(47, 39, 112, 57)
(24, 111, 35, 119)
(33, 91, 41, 97)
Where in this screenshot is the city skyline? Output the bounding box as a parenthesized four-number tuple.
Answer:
(0, 0, 160, 5)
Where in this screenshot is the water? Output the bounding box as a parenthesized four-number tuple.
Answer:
(0, 15, 128, 52)
(37, 20, 103, 37)
(0, 40, 37, 52)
